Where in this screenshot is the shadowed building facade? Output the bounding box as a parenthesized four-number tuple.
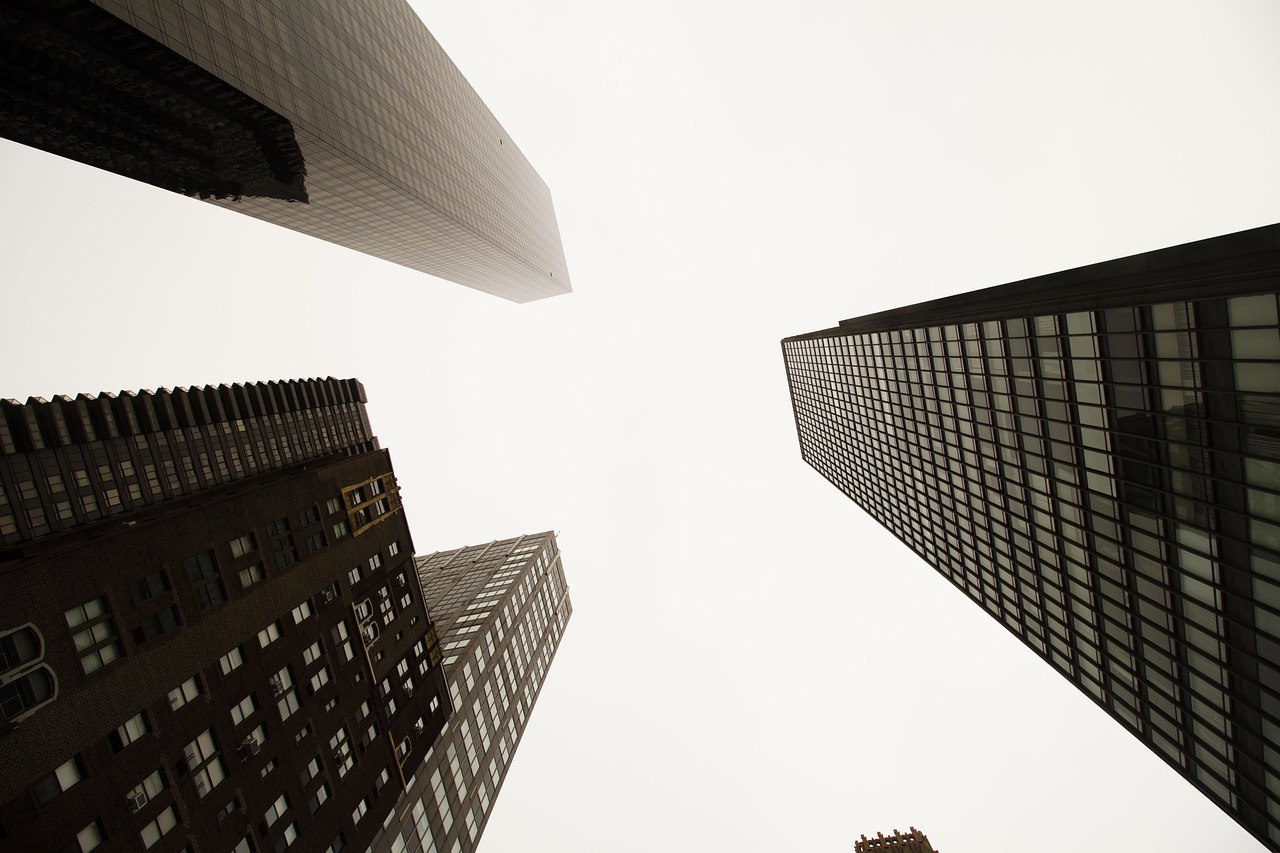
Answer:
(0, 0, 571, 302)
(0, 379, 450, 852)
(782, 225, 1280, 851)
(367, 532, 572, 853)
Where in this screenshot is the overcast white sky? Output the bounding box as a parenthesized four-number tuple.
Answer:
(3, 0, 1280, 850)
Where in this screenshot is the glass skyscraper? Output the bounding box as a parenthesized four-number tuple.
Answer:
(368, 532, 572, 853)
(782, 224, 1280, 851)
(1, 0, 571, 302)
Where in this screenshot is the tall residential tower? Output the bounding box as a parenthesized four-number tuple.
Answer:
(782, 225, 1280, 851)
(0, 379, 450, 852)
(368, 532, 572, 853)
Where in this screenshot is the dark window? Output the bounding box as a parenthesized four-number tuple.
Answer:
(306, 533, 326, 554)
(134, 606, 181, 643)
(267, 518, 297, 568)
(183, 550, 226, 613)
(0, 627, 41, 674)
(29, 757, 82, 806)
(0, 668, 54, 721)
(130, 571, 169, 605)
(298, 506, 320, 527)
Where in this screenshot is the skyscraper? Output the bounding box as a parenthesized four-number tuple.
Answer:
(782, 224, 1280, 851)
(0, 0, 571, 302)
(855, 828, 937, 853)
(0, 379, 450, 852)
(367, 532, 573, 853)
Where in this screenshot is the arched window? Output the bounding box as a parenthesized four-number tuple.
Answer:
(0, 626, 42, 675)
(0, 666, 56, 722)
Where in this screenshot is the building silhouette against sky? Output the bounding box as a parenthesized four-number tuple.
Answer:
(855, 827, 937, 853)
(0, 379, 450, 852)
(783, 224, 1280, 851)
(0, 0, 571, 302)
(368, 532, 573, 853)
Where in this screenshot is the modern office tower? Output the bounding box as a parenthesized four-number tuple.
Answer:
(782, 224, 1280, 851)
(0, 380, 450, 853)
(367, 532, 573, 853)
(0, 0, 571, 303)
(855, 828, 937, 853)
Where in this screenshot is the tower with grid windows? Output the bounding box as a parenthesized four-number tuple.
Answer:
(366, 532, 573, 853)
(0, 379, 450, 852)
(782, 224, 1280, 852)
(0, 0, 571, 302)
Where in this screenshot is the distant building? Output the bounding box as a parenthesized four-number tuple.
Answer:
(783, 224, 1280, 852)
(0, 0, 571, 302)
(368, 532, 573, 853)
(856, 827, 937, 853)
(0, 379, 449, 852)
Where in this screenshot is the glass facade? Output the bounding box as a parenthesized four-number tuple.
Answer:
(78, 0, 572, 302)
(782, 225, 1280, 851)
(367, 533, 572, 853)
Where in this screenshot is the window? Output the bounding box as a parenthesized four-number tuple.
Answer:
(303, 641, 323, 666)
(346, 566, 363, 587)
(139, 805, 178, 849)
(266, 518, 297, 568)
(273, 666, 300, 719)
(126, 770, 167, 810)
(0, 666, 55, 722)
(275, 822, 299, 853)
(229, 533, 256, 559)
(70, 819, 105, 852)
(310, 667, 330, 693)
(265, 793, 290, 827)
(134, 606, 180, 644)
(298, 507, 320, 527)
(30, 757, 83, 806)
(292, 601, 313, 625)
(64, 597, 122, 673)
(258, 621, 282, 649)
(167, 676, 201, 711)
(351, 796, 368, 824)
(129, 572, 169, 605)
(239, 563, 265, 589)
(368, 554, 383, 572)
(183, 729, 226, 798)
(306, 533, 326, 554)
(388, 541, 400, 557)
(109, 712, 149, 751)
(330, 726, 353, 777)
(233, 837, 253, 853)
(183, 551, 226, 613)
(218, 646, 245, 676)
(308, 782, 331, 814)
(325, 497, 342, 515)
(332, 521, 349, 540)
(230, 693, 258, 726)
(300, 757, 322, 787)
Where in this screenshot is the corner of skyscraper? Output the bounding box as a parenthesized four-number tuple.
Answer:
(0, 379, 572, 852)
(782, 223, 1280, 851)
(0, 0, 571, 302)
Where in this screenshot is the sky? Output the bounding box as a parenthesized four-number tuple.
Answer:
(3, 0, 1280, 851)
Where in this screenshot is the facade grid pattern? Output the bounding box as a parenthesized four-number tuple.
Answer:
(782, 226, 1280, 852)
(367, 533, 572, 853)
(0, 378, 375, 548)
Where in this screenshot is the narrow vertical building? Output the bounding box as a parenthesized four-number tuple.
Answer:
(367, 532, 573, 853)
(0, 380, 450, 853)
(782, 224, 1280, 851)
(0, 0, 572, 302)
